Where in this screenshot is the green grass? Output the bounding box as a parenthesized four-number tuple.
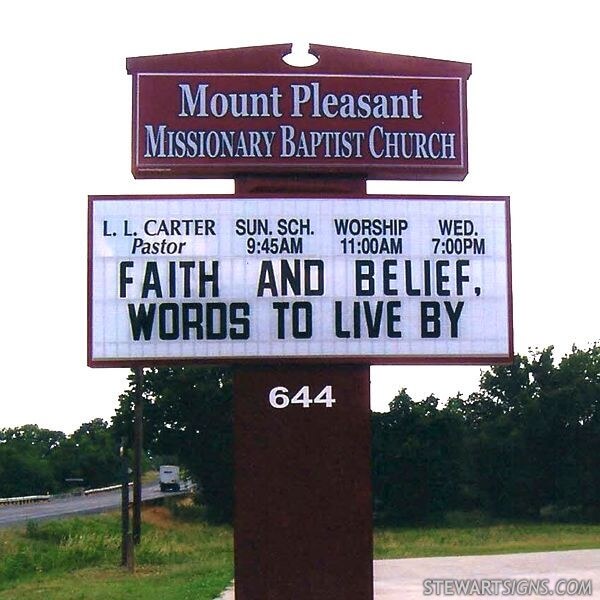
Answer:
(374, 518, 600, 559)
(1, 505, 599, 599)
(0, 500, 233, 600)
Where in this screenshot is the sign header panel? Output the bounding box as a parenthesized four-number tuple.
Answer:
(88, 195, 511, 366)
(127, 44, 470, 180)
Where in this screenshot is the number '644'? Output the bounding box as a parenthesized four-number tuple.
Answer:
(269, 385, 336, 409)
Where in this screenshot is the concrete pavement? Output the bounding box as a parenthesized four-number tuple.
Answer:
(373, 549, 599, 598)
(216, 549, 600, 599)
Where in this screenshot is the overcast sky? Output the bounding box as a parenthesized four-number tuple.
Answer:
(1, 1, 597, 433)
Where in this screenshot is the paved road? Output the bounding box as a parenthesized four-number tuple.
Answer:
(216, 549, 600, 599)
(0, 484, 181, 528)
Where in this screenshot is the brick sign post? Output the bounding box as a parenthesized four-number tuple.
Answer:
(89, 43, 512, 599)
(234, 363, 372, 599)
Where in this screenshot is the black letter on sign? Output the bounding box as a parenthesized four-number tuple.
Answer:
(128, 303, 156, 340)
(272, 301, 289, 338)
(119, 261, 134, 298)
(355, 260, 375, 296)
(182, 303, 203, 340)
(420, 301, 440, 338)
(206, 303, 228, 340)
(257, 261, 277, 297)
(445, 301, 464, 338)
(334, 301, 350, 338)
(199, 261, 219, 297)
(159, 303, 179, 340)
(387, 301, 402, 338)
(142, 262, 162, 298)
(230, 303, 251, 340)
(292, 302, 312, 339)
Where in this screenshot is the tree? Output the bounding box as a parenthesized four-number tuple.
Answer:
(51, 419, 121, 489)
(547, 344, 600, 517)
(0, 425, 65, 496)
(462, 350, 552, 517)
(461, 345, 600, 519)
(372, 389, 464, 523)
(114, 366, 234, 521)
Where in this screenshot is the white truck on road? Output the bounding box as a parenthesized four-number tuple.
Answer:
(159, 465, 181, 492)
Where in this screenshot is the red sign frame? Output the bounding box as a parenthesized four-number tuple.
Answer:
(88, 192, 513, 368)
(127, 44, 471, 181)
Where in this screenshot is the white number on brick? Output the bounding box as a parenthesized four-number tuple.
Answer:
(268, 385, 336, 409)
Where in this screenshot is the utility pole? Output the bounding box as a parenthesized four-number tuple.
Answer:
(132, 366, 144, 545)
(120, 437, 133, 570)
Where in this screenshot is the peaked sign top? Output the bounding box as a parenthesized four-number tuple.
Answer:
(127, 43, 471, 180)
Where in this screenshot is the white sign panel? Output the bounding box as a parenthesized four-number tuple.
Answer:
(88, 195, 512, 366)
